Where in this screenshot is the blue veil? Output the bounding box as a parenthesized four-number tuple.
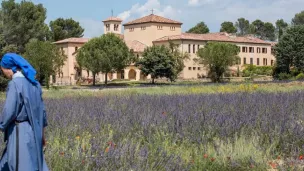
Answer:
(1, 53, 38, 85)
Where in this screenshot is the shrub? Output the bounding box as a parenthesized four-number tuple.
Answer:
(278, 73, 292, 80)
(242, 65, 273, 77)
(296, 73, 304, 80)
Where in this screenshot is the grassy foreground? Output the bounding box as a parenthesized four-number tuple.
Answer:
(42, 81, 304, 98)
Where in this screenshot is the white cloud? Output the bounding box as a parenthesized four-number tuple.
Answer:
(188, 0, 217, 6)
(78, 18, 103, 38)
(188, 0, 199, 6)
(118, 0, 180, 22)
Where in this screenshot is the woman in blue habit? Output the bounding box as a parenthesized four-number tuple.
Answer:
(0, 53, 48, 171)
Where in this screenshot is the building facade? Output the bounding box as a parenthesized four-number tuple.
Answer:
(53, 14, 275, 85)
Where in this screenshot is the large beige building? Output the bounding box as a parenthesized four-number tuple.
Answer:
(54, 14, 276, 85)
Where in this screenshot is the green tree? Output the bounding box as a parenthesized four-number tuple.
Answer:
(250, 20, 264, 37)
(251, 20, 275, 41)
(263, 22, 276, 41)
(77, 33, 132, 86)
(292, 11, 304, 25)
(220, 21, 237, 33)
(1, 0, 50, 53)
(136, 45, 176, 84)
(168, 41, 190, 81)
(197, 42, 239, 82)
(275, 19, 288, 40)
(235, 18, 250, 36)
(50, 18, 85, 41)
(274, 25, 304, 78)
(186, 22, 209, 34)
(24, 39, 67, 88)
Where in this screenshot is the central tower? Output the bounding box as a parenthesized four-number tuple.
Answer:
(102, 16, 123, 34)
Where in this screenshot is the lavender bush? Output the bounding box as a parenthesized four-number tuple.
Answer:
(1, 90, 304, 170)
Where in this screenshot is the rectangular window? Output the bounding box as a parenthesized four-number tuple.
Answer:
(114, 24, 119, 31)
(129, 28, 134, 32)
(141, 26, 146, 30)
(170, 26, 175, 31)
(243, 57, 246, 64)
(193, 67, 196, 70)
(188, 44, 191, 53)
(262, 48, 267, 54)
(193, 44, 196, 53)
(257, 58, 260, 66)
(250, 58, 253, 64)
(271, 60, 274, 66)
(157, 26, 163, 30)
(265, 58, 268, 65)
(198, 44, 200, 50)
(257, 47, 261, 53)
(106, 24, 110, 31)
(235, 58, 239, 65)
(198, 67, 201, 70)
(61, 47, 64, 55)
(188, 67, 192, 70)
(242, 47, 248, 53)
(249, 47, 254, 53)
(263, 58, 268, 65)
(75, 47, 78, 52)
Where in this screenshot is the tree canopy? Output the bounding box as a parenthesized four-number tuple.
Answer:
(274, 25, 304, 78)
(24, 39, 67, 88)
(50, 18, 84, 41)
(0, 0, 50, 53)
(292, 11, 304, 25)
(235, 18, 250, 36)
(186, 22, 209, 34)
(275, 19, 288, 40)
(250, 20, 276, 41)
(77, 33, 133, 85)
(136, 45, 177, 84)
(197, 42, 239, 82)
(220, 21, 237, 33)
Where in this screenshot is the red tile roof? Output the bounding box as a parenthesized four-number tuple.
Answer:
(153, 32, 273, 45)
(125, 40, 147, 52)
(123, 14, 182, 26)
(103, 17, 123, 22)
(55, 35, 146, 53)
(54, 38, 90, 44)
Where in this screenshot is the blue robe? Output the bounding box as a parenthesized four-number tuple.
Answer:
(0, 72, 48, 171)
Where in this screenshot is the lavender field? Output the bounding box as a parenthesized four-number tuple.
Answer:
(1, 85, 304, 170)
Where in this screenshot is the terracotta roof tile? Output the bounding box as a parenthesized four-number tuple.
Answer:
(103, 17, 123, 22)
(153, 32, 273, 45)
(123, 14, 182, 26)
(54, 38, 89, 44)
(125, 40, 147, 52)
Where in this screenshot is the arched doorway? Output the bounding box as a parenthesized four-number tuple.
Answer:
(128, 69, 136, 80)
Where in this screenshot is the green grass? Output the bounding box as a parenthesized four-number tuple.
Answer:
(1, 81, 303, 100)
(31, 81, 304, 99)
